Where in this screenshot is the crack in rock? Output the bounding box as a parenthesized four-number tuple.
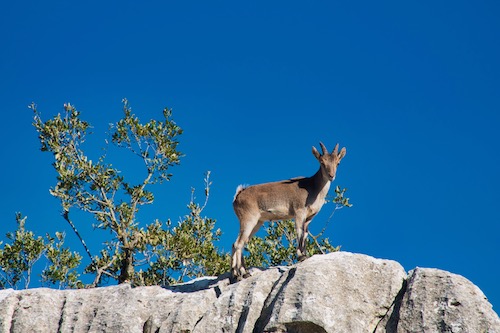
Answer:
(56, 296, 67, 333)
(373, 278, 408, 333)
(253, 267, 297, 333)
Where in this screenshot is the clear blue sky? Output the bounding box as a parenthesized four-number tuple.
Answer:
(1, 1, 499, 310)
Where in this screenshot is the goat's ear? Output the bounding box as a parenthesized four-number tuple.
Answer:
(312, 146, 321, 160)
(338, 147, 346, 160)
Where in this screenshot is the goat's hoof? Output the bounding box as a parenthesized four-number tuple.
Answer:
(298, 255, 308, 262)
(243, 272, 252, 279)
(229, 275, 242, 284)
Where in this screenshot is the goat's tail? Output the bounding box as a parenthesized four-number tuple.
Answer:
(233, 184, 247, 202)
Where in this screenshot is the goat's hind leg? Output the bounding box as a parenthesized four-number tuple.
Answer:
(231, 217, 262, 282)
(231, 240, 245, 282)
(231, 220, 255, 282)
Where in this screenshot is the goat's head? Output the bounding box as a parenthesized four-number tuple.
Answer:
(312, 142, 346, 181)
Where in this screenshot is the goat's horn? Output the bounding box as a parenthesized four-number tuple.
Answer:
(319, 142, 328, 155)
(332, 143, 339, 155)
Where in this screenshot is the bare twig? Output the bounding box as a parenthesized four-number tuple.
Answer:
(200, 171, 211, 212)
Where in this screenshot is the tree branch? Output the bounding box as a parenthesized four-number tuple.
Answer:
(63, 210, 93, 261)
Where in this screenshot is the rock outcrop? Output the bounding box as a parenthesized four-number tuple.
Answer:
(0, 252, 498, 333)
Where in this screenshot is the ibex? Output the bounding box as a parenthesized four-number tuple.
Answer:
(231, 142, 346, 282)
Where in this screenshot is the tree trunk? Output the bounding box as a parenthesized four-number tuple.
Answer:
(119, 248, 134, 283)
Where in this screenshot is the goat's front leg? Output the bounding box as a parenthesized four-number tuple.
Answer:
(295, 214, 308, 262)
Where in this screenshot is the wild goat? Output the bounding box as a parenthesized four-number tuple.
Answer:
(231, 142, 346, 281)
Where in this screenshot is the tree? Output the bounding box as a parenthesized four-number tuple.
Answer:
(29, 100, 231, 287)
(31, 100, 183, 286)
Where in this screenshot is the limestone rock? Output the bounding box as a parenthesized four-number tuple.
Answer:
(194, 252, 406, 333)
(256, 252, 407, 333)
(0, 252, 498, 333)
(0, 278, 227, 333)
(395, 267, 500, 333)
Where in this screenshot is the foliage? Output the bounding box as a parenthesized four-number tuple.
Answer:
(135, 176, 230, 286)
(0, 213, 45, 289)
(0, 213, 81, 289)
(42, 231, 83, 289)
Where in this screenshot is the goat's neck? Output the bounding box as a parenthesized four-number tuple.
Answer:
(311, 167, 332, 195)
